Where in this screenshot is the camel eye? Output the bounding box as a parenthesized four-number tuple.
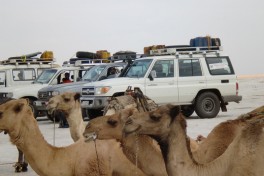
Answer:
(64, 98, 70, 102)
(150, 114, 161, 122)
(107, 119, 118, 127)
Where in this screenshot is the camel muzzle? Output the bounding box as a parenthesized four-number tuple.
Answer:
(84, 132, 97, 142)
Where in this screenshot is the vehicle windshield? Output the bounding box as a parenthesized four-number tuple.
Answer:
(123, 59, 153, 78)
(81, 65, 107, 82)
(33, 69, 57, 84)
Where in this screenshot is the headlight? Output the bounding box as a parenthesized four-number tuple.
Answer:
(95, 86, 111, 95)
(52, 91, 60, 96)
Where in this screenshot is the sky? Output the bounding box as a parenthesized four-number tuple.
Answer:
(0, 0, 264, 75)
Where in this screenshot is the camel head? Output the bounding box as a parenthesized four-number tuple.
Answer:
(123, 104, 182, 138)
(0, 98, 31, 134)
(83, 108, 138, 142)
(46, 92, 81, 115)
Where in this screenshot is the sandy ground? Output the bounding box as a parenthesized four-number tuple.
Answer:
(0, 77, 264, 176)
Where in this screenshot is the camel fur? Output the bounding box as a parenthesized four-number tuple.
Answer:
(0, 98, 144, 176)
(123, 104, 264, 176)
(46, 92, 146, 176)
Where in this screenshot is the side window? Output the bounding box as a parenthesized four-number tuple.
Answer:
(0, 71, 5, 87)
(151, 60, 174, 78)
(179, 59, 202, 77)
(13, 69, 36, 81)
(206, 57, 234, 75)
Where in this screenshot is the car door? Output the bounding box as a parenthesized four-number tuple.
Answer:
(145, 59, 178, 104)
(177, 58, 206, 104)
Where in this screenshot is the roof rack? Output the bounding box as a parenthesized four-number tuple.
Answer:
(63, 58, 111, 67)
(0, 57, 55, 65)
(149, 46, 223, 57)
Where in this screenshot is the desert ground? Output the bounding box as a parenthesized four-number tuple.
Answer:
(0, 76, 263, 176)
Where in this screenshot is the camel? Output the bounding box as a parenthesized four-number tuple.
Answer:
(123, 104, 264, 176)
(0, 98, 28, 172)
(193, 105, 264, 163)
(46, 92, 146, 176)
(0, 98, 146, 176)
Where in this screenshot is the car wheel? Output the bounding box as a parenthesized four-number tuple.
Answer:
(87, 109, 103, 120)
(195, 92, 220, 118)
(28, 99, 38, 119)
(181, 105, 195, 117)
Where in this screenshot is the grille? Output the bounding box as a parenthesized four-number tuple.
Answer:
(38, 91, 50, 100)
(82, 87, 95, 96)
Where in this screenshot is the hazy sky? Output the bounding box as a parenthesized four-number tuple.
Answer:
(1, 0, 263, 75)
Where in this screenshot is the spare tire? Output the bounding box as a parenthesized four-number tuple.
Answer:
(76, 51, 97, 59)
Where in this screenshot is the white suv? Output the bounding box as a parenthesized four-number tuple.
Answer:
(0, 57, 60, 103)
(80, 46, 242, 119)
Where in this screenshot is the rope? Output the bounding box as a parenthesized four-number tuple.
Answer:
(135, 133, 139, 176)
(53, 112, 56, 145)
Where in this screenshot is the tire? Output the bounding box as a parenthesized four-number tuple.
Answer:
(28, 99, 38, 119)
(181, 105, 195, 117)
(194, 92, 220, 119)
(47, 111, 60, 122)
(87, 109, 103, 120)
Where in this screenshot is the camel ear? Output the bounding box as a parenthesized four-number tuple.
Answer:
(74, 93, 81, 101)
(168, 105, 181, 119)
(13, 102, 25, 113)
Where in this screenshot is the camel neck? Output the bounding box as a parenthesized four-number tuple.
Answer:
(161, 114, 231, 176)
(121, 134, 167, 175)
(10, 115, 59, 176)
(67, 106, 86, 142)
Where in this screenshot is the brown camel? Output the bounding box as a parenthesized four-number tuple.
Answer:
(123, 104, 264, 176)
(46, 92, 146, 176)
(193, 105, 264, 163)
(0, 98, 145, 176)
(0, 98, 28, 172)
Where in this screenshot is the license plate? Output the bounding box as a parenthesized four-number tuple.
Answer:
(81, 101, 90, 106)
(34, 101, 42, 106)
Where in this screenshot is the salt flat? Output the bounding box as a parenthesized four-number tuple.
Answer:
(0, 77, 263, 176)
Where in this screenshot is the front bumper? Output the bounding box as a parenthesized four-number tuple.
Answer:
(80, 96, 109, 109)
(34, 100, 48, 111)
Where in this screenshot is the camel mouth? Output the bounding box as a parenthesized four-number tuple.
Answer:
(84, 132, 97, 142)
(47, 107, 55, 115)
(124, 124, 141, 135)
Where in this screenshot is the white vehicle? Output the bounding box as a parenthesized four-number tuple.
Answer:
(0, 57, 104, 118)
(0, 55, 60, 103)
(80, 45, 242, 119)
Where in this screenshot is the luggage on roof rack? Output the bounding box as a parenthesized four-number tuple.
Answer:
(111, 51, 137, 60)
(190, 36, 221, 49)
(40, 51, 54, 60)
(8, 52, 42, 60)
(149, 45, 223, 57)
(76, 51, 98, 59)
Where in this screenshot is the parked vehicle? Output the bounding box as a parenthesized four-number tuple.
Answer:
(80, 43, 242, 119)
(35, 62, 128, 121)
(0, 52, 60, 107)
(0, 54, 104, 118)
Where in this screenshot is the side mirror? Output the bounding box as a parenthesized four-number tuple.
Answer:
(148, 70, 156, 81)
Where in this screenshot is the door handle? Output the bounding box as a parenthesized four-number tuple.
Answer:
(221, 80, 229, 83)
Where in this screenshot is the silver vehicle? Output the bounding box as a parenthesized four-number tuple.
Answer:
(35, 62, 127, 121)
